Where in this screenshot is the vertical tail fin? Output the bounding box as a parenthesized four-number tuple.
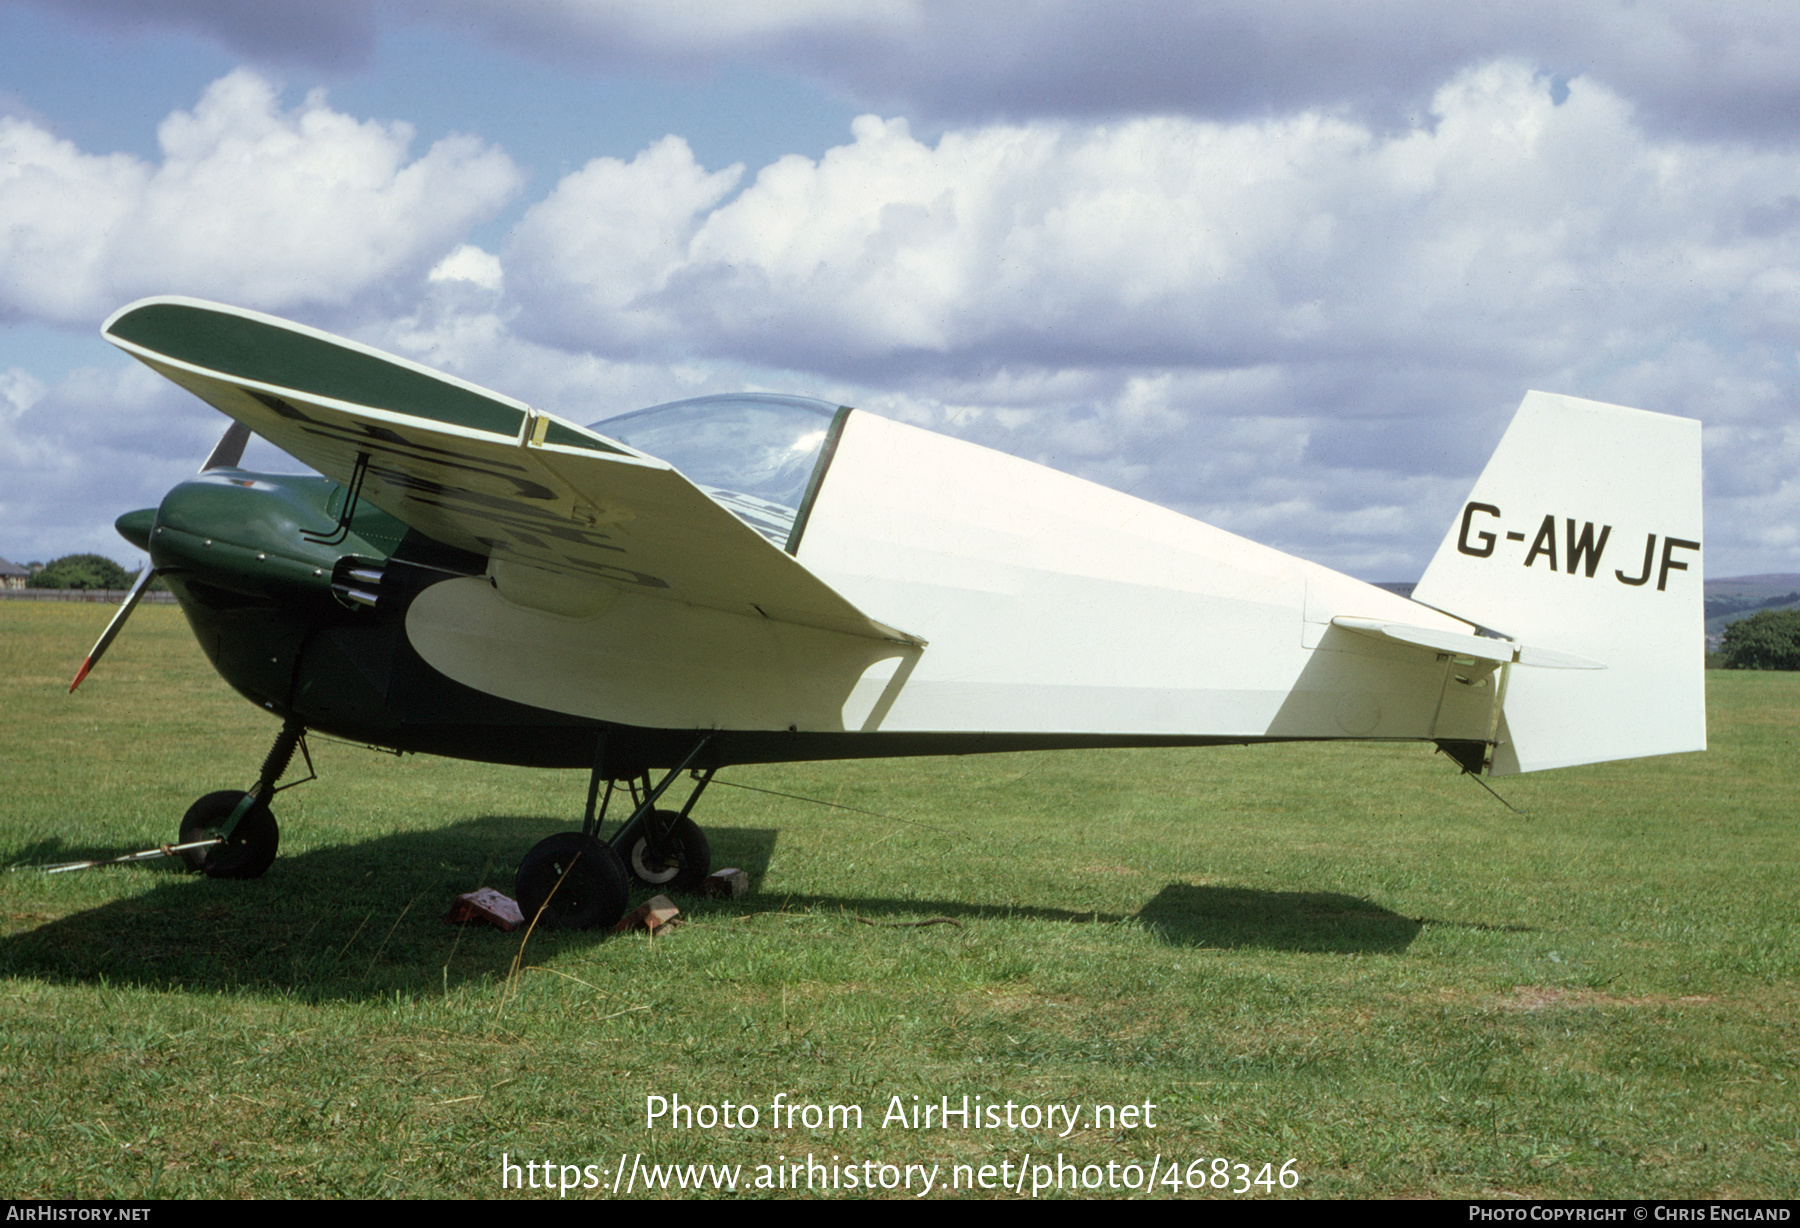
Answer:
(1412, 391, 1704, 775)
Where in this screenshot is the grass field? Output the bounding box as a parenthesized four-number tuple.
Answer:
(2, 601, 1796, 1199)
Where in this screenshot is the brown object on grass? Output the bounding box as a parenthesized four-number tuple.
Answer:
(700, 868, 750, 898)
(614, 895, 681, 935)
(444, 887, 524, 932)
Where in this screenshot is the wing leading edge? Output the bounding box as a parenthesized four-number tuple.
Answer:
(104, 297, 918, 647)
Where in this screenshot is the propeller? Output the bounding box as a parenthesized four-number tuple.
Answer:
(200, 420, 251, 471)
(68, 420, 253, 692)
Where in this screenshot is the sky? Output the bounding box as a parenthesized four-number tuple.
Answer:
(4, 1, 1800, 582)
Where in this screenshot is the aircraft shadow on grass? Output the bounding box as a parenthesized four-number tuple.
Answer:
(760, 884, 1426, 954)
(1135, 884, 1422, 953)
(2, 818, 1433, 1001)
(0, 814, 772, 1001)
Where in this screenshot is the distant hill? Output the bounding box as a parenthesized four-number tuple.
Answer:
(1371, 574, 1800, 647)
(1704, 574, 1800, 642)
(1706, 574, 1800, 591)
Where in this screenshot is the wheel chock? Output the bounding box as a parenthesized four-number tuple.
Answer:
(444, 887, 524, 931)
(699, 867, 750, 898)
(613, 895, 680, 935)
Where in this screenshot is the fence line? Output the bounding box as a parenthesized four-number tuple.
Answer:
(0, 588, 177, 604)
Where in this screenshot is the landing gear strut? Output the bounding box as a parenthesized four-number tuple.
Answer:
(178, 717, 309, 879)
(514, 733, 716, 929)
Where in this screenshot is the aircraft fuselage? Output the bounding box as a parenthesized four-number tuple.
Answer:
(141, 470, 1264, 779)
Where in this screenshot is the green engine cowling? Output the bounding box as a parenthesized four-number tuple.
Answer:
(115, 466, 601, 766)
(123, 469, 407, 711)
(139, 470, 402, 602)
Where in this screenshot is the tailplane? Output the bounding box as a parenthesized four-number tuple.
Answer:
(1412, 391, 1704, 775)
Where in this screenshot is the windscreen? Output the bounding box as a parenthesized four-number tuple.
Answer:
(591, 394, 841, 547)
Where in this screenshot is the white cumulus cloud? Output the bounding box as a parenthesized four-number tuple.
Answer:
(491, 62, 1800, 573)
(504, 63, 1800, 391)
(9, 55, 1800, 578)
(0, 69, 522, 324)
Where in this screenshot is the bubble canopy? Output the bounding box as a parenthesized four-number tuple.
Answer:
(590, 393, 846, 549)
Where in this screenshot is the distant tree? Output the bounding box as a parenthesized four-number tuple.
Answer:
(26, 553, 133, 590)
(1720, 608, 1800, 671)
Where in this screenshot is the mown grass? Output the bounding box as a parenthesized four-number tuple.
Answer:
(2, 601, 1796, 1199)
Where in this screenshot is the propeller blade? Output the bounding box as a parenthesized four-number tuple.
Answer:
(200, 420, 252, 471)
(70, 420, 250, 692)
(69, 565, 156, 692)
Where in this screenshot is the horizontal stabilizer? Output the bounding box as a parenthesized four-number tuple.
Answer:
(1329, 617, 1604, 669)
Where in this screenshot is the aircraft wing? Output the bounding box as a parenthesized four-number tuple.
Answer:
(104, 297, 918, 645)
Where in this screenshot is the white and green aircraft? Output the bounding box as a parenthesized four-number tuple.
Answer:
(77, 296, 1706, 928)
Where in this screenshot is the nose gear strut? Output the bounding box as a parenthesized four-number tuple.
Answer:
(177, 716, 311, 879)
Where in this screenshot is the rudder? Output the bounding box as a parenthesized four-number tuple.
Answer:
(1412, 391, 1704, 775)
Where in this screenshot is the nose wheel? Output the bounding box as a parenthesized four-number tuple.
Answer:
(177, 718, 307, 880)
(178, 791, 280, 879)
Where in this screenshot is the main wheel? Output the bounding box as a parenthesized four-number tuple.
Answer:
(178, 790, 280, 880)
(516, 833, 629, 930)
(626, 811, 711, 891)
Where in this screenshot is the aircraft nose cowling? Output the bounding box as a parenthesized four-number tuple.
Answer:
(115, 508, 157, 552)
(147, 470, 396, 604)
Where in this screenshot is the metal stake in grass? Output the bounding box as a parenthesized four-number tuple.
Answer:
(20, 837, 223, 874)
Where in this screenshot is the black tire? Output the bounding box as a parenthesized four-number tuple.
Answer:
(516, 833, 629, 930)
(178, 790, 280, 880)
(626, 811, 711, 891)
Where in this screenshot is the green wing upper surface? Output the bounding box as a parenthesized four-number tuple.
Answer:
(106, 297, 915, 645)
